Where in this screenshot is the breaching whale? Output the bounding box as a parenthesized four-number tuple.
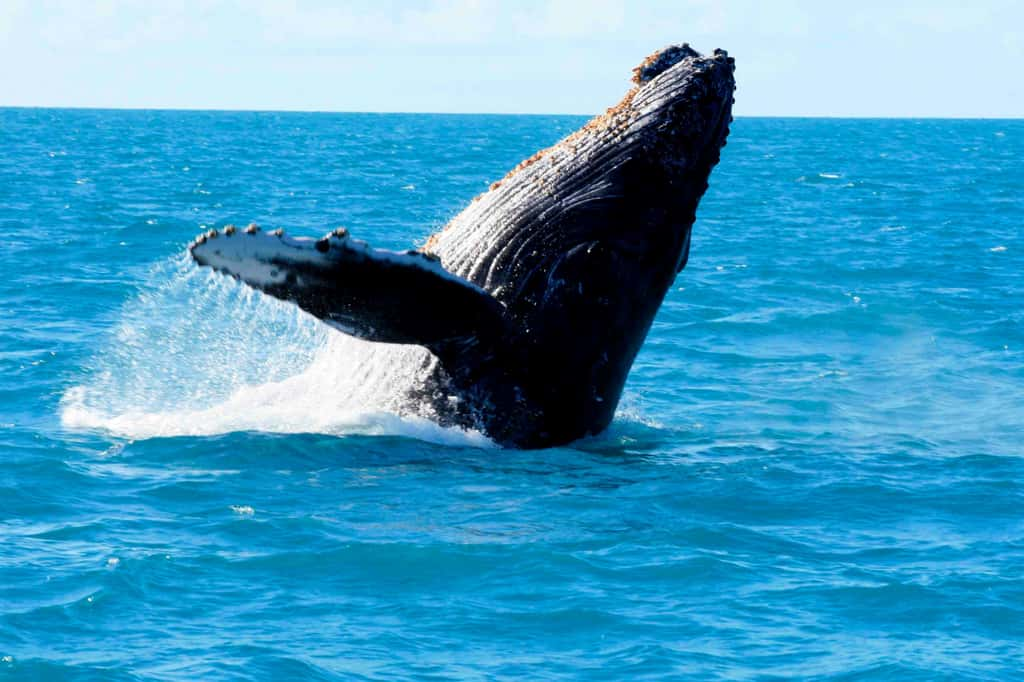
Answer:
(190, 44, 735, 448)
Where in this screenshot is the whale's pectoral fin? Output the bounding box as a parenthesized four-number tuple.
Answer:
(189, 226, 507, 346)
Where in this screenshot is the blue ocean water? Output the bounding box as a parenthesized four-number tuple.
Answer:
(1, 108, 1022, 680)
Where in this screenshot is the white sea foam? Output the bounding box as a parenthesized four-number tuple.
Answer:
(60, 254, 493, 448)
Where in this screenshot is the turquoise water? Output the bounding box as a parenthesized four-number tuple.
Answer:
(2, 109, 1023, 679)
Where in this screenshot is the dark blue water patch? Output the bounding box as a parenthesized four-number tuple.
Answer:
(1, 110, 1023, 679)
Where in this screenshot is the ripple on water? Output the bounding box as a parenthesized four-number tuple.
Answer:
(1, 113, 1023, 678)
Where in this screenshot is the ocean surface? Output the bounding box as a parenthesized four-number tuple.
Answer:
(1, 109, 1022, 680)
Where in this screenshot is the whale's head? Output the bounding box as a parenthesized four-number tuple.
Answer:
(550, 44, 735, 322)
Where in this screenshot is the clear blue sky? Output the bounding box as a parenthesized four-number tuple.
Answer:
(2, 1, 1021, 117)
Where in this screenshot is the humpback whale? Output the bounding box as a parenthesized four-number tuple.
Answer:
(190, 44, 735, 448)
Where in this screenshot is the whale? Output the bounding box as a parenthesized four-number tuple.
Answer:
(189, 44, 736, 448)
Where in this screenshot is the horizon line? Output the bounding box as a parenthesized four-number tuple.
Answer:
(2, 104, 1022, 122)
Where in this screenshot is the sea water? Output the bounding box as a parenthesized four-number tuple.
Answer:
(1, 110, 1022, 679)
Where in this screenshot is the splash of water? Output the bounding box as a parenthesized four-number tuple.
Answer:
(60, 254, 493, 448)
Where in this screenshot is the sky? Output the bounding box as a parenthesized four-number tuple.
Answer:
(1, 0, 1021, 118)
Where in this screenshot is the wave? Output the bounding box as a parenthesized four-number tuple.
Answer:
(60, 254, 493, 448)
